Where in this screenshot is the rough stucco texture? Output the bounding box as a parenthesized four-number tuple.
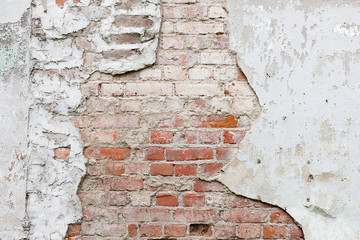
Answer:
(220, 1, 360, 239)
(0, 10, 30, 240)
(26, 0, 161, 239)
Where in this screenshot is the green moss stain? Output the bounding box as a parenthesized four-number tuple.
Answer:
(0, 45, 17, 81)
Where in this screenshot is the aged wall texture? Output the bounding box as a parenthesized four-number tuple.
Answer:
(0, 0, 359, 239)
(220, 1, 360, 240)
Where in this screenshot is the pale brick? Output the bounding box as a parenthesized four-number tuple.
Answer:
(126, 82, 173, 96)
(164, 66, 187, 80)
(201, 51, 236, 65)
(139, 68, 162, 80)
(119, 99, 141, 112)
(226, 82, 255, 96)
(161, 21, 175, 34)
(129, 192, 152, 206)
(81, 82, 99, 96)
(176, 22, 224, 34)
(175, 83, 223, 96)
(188, 67, 212, 80)
(101, 83, 124, 96)
(162, 36, 184, 50)
(213, 67, 238, 81)
(209, 6, 228, 18)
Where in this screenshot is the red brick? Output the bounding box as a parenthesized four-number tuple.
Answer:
(107, 178, 143, 191)
(67, 224, 82, 237)
(193, 116, 238, 128)
(216, 148, 238, 160)
(237, 224, 261, 238)
(289, 226, 304, 239)
(166, 148, 213, 161)
(104, 192, 128, 206)
(200, 163, 223, 177)
(84, 148, 130, 160)
(227, 195, 252, 208)
(164, 224, 187, 237)
(151, 130, 174, 144)
(139, 224, 162, 237)
(156, 194, 178, 207)
(174, 209, 217, 222)
(270, 210, 294, 223)
(145, 147, 165, 160)
(194, 180, 225, 192)
(115, 15, 153, 28)
(150, 163, 173, 176)
(122, 208, 171, 222)
(56, 0, 66, 6)
(126, 162, 149, 175)
(214, 225, 236, 238)
(92, 115, 139, 128)
(128, 224, 137, 238)
(263, 225, 287, 239)
(199, 131, 221, 144)
(183, 194, 205, 207)
(175, 164, 197, 176)
(55, 147, 70, 159)
(224, 130, 246, 144)
(104, 162, 125, 176)
(223, 209, 269, 223)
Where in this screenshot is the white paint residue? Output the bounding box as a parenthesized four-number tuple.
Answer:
(220, 1, 360, 239)
(0, 0, 31, 23)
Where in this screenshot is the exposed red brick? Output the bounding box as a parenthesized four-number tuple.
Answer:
(67, 224, 82, 237)
(194, 180, 225, 192)
(139, 224, 162, 237)
(183, 193, 205, 207)
(289, 225, 305, 239)
(200, 163, 223, 177)
(107, 178, 143, 191)
(224, 130, 246, 144)
(199, 131, 221, 143)
(166, 148, 213, 161)
(56, 0, 66, 6)
(84, 148, 130, 160)
(164, 224, 187, 237)
(156, 194, 178, 207)
(263, 225, 287, 239)
(128, 224, 137, 237)
(270, 210, 294, 223)
(150, 163, 173, 176)
(193, 115, 238, 128)
(237, 224, 261, 238)
(54, 147, 70, 159)
(223, 209, 270, 223)
(175, 164, 197, 176)
(216, 147, 238, 160)
(104, 162, 125, 176)
(151, 130, 174, 144)
(214, 225, 236, 238)
(145, 147, 165, 160)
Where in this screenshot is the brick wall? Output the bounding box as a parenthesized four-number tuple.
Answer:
(66, 0, 304, 239)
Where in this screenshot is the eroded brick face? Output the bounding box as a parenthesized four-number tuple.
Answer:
(66, 0, 304, 239)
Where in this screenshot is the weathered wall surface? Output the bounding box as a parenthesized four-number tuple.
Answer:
(220, 1, 360, 239)
(0, 3, 30, 239)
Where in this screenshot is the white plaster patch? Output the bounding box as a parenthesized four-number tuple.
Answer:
(0, 0, 31, 23)
(220, 1, 360, 239)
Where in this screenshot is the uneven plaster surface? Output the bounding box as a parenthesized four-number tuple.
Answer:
(219, 1, 360, 239)
(0, 11, 30, 240)
(26, 0, 161, 239)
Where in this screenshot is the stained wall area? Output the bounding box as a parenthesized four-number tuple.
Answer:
(220, 1, 360, 240)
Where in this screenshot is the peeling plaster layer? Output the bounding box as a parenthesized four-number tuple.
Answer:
(0, 12, 30, 239)
(27, 0, 161, 238)
(220, 1, 360, 239)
